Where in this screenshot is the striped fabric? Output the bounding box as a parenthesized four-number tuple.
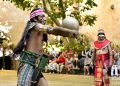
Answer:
(17, 51, 45, 86)
(17, 63, 34, 86)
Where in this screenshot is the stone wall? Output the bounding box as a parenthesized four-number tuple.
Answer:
(81, 0, 120, 46)
(0, 0, 120, 46)
(0, 1, 29, 45)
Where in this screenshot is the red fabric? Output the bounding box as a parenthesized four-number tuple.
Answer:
(95, 82, 103, 86)
(95, 54, 109, 69)
(94, 39, 110, 49)
(94, 39, 110, 86)
(94, 54, 110, 86)
(56, 56, 65, 64)
(96, 54, 109, 62)
(94, 63, 103, 86)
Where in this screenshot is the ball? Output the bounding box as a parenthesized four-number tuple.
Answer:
(62, 17, 79, 30)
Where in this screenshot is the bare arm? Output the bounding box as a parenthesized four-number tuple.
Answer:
(48, 27, 79, 38)
(91, 49, 96, 66)
(81, 50, 86, 57)
(35, 23, 79, 38)
(108, 43, 113, 67)
(89, 49, 92, 57)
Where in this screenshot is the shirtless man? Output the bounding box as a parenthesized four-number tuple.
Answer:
(13, 8, 78, 86)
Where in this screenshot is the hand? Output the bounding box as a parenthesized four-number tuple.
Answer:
(47, 27, 53, 33)
(10, 53, 20, 60)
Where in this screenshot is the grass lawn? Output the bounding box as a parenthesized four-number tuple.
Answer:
(0, 70, 120, 86)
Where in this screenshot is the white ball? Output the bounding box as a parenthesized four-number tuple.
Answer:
(62, 17, 79, 30)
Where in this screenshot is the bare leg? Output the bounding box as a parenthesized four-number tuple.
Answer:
(56, 64, 60, 73)
(86, 66, 89, 75)
(37, 77, 48, 86)
(103, 69, 110, 86)
(84, 66, 87, 75)
(60, 65, 64, 73)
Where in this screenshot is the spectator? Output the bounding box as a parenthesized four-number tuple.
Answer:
(113, 51, 120, 76)
(89, 49, 94, 75)
(111, 56, 118, 77)
(65, 53, 74, 73)
(4, 47, 13, 69)
(82, 49, 92, 75)
(67, 48, 74, 57)
(47, 55, 57, 73)
(73, 51, 79, 68)
(0, 44, 3, 69)
(77, 52, 85, 72)
(56, 52, 66, 73)
(49, 48, 59, 58)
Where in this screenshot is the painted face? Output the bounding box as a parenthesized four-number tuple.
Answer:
(37, 14, 46, 24)
(98, 35, 105, 41)
(97, 32, 105, 41)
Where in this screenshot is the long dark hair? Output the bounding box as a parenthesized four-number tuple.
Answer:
(13, 8, 47, 56)
(13, 8, 41, 55)
(13, 21, 32, 55)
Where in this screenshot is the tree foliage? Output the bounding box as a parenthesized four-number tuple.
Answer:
(3, 0, 97, 51)
(4, 0, 97, 26)
(62, 34, 91, 52)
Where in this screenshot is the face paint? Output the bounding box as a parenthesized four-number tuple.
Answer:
(98, 35, 105, 41)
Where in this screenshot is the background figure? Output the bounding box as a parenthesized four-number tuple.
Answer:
(89, 49, 94, 75)
(92, 29, 112, 86)
(65, 52, 74, 73)
(115, 51, 120, 76)
(47, 55, 57, 73)
(49, 48, 58, 58)
(82, 49, 92, 75)
(4, 47, 13, 69)
(0, 44, 3, 69)
(77, 52, 85, 72)
(56, 52, 66, 73)
(111, 53, 118, 76)
(72, 51, 79, 68)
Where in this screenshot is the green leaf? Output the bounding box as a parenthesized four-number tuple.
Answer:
(4, 0, 97, 26)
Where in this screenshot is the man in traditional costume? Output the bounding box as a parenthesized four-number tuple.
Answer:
(13, 8, 78, 86)
(92, 29, 112, 86)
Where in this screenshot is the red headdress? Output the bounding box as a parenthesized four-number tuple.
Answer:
(30, 8, 45, 19)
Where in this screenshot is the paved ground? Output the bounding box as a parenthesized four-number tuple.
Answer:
(0, 70, 120, 86)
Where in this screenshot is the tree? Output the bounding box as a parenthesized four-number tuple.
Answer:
(4, 0, 97, 26)
(4, 0, 97, 52)
(62, 34, 91, 52)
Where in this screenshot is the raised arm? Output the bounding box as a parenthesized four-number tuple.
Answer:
(81, 50, 86, 57)
(48, 27, 79, 38)
(35, 23, 79, 38)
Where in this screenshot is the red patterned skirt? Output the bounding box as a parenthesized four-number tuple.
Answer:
(94, 54, 110, 86)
